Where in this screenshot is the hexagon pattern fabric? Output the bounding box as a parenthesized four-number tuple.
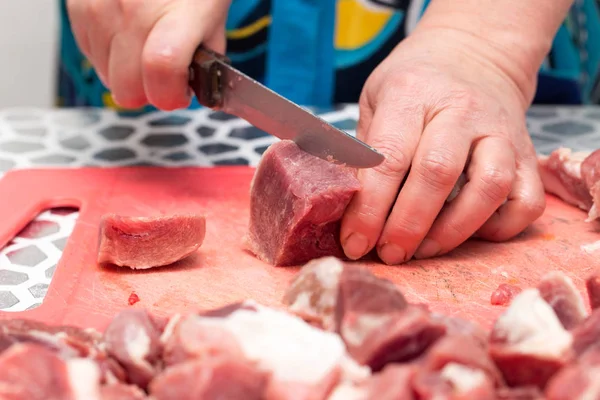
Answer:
(0, 105, 600, 311)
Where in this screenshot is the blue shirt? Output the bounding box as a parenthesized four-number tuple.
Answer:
(57, 0, 600, 113)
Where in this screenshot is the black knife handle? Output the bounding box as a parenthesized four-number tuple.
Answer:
(189, 45, 230, 109)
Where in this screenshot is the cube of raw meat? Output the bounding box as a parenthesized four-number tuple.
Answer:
(150, 356, 269, 400)
(98, 214, 206, 269)
(586, 273, 600, 310)
(0, 319, 125, 384)
(103, 309, 164, 388)
(160, 313, 245, 366)
(537, 148, 593, 210)
(177, 300, 369, 396)
(572, 308, 600, 356)
(412, 363, 496, 400)
(421, 334, 502, 386)
(0, 343, 102, 400)
(537, 271, 587, 329)
(100, 384, 148, 400)
(546, 347, 600, 400)
(489, 289, 574, 388)
(282, 256, 345, 330)
(491, 283, 522, 306)
(246, 140, 361, 266)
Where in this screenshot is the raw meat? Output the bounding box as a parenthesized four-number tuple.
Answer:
(97, 213, 206, 269)
(100, 384, 148, 400)
(580, 148, 600, 189)
(496, 386, 545, 400)
(282, 256, 345, 330)
(586, 273, 600, 309)
(537, 148, 592, 210)
(571, 308, 600, 356)
(412, 362, 496, 400)
(103, 309, 164, 388)
(537, 271, 587, 329)
(490, 283, 522, 306)
(489, 289, 574, 388)
(0, 343, 102, 400)
(546, 347, 600, 400)
(246, 140, 361, 266)
(150, 356, 269, 400)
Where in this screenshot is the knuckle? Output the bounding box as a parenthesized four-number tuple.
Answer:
(519, 194, 546, 219)
(477, 168, 513, 203)
(371, 139, 411, 178)
(417, 150, 463, 190)
(385, 214, 428, 242)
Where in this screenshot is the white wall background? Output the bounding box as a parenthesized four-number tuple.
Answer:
(0, 2, 58, 108)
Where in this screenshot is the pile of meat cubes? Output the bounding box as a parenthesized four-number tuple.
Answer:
(2, 256, 599, 400)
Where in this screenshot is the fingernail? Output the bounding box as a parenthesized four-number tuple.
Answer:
(343, 232, 369, 260)
(414, 238, 441, 260)
(379, 243, 406, 265)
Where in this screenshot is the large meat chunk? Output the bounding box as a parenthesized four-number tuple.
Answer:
(489, 289, 574, 388)
(537, 148, 593, 210)
(103, 309, 164, 388)
(246, 140, 361, 266)
(97, 214, 206, 269)
(537, 271, 587, 329)
(0, 343, 102, 400)
(150, 356, 269, 400)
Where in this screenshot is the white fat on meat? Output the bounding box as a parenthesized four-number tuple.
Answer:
(195, 300, 370, 385)
(538, 149, 591, 210)
(284, 256, 344, 329)
(440, 363, 487, 394)
(123, 322, 152, 368)
(492, 288, 572, 357)
(341, 313, 392, 348)
(66, 358, 103, 400)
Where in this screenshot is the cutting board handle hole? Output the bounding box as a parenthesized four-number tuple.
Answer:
(0, 207, 80, 313)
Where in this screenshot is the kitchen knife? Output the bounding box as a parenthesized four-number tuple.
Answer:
(189, 45, 384, 169)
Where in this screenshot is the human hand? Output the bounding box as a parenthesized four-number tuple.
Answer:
(67, 0, 231, 110)
(340, 28, 546, 265)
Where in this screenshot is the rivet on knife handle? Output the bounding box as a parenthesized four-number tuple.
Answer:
(189, 45, 229, 109)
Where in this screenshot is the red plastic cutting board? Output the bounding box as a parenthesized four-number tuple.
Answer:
(0, 167, 598, 332)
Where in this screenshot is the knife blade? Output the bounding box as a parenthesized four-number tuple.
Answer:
(189, 46, 384, 169)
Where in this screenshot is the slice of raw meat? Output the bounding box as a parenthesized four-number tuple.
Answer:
(537, 271, 587, 329)
(586, 273, 600, 309)
(537, 148, 592, 210)
(97, 214, 206, 269)
(103, 309, 164, 388)
(489, 288, 574, 388)
(246, 140, 361, 266)
(150, 356, 269, 400)
(282, 256, 345, 330)
(491, 283, 522, 306)
(0, 343, 102, 400)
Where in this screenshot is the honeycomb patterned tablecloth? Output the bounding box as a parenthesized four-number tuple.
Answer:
(0, 105, 599, 312)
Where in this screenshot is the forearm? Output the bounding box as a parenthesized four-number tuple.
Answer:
(414, 0, 575, 103)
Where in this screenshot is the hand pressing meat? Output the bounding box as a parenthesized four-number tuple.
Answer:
(97, 214, 206, 269)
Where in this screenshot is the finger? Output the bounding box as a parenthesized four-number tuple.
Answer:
(66, 0, 91, 56)
(340, 100, 424, 261)
(108, 31, 148, 108)
(413, 136, 516, 259)
(477, 153, 546, 241)
(377, 113, 471, 265)
(142, 2, 227, 110)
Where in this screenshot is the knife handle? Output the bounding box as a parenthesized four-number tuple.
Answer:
(189, 45, 230, 109)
